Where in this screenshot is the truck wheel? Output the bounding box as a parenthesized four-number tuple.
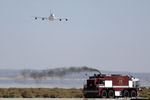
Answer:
(131, 90, 137, 97)
(84, 94, 88, 98)
(101, 90, 107, 98)
(108, 90, 115, 98)
(123, 90, 129, 97)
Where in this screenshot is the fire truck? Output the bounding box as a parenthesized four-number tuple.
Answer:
(83, 73, 140, 98)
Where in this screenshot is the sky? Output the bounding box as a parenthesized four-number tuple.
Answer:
(0, 0, 150, 72)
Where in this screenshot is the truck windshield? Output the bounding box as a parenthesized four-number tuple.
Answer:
(134, 81, 140, 87)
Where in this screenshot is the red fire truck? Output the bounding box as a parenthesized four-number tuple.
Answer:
(83, 73, 140, 98)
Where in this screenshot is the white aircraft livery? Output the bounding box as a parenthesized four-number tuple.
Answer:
(34, 13, 68, 21)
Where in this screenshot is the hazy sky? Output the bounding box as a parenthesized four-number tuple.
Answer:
(0, 0, 150, 72)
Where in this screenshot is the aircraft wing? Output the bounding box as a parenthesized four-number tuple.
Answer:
(34, 17, 48, 20)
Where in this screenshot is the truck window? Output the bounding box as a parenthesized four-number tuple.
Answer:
(135, 81, 140, 87)
(100, 80, 104, 84)
(134, 81, 140, 87)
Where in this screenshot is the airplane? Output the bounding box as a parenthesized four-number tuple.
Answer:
(34, 13, 68, 21)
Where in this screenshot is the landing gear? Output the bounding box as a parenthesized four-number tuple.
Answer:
(59, 19, 62, 21)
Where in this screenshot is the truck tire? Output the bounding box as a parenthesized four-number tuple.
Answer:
(131, 90, 137, 97)
(101, 90, 107, 98)
(108, 90, 115, 98)
(84, 94, 88, 98)
(84, 93, 90, 98)
(123, 90, 129, 97)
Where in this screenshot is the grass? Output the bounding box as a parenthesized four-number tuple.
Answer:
(139, 87, 150, 99)
(0, 88, 83, 98)
(0, 87, 149, 98)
